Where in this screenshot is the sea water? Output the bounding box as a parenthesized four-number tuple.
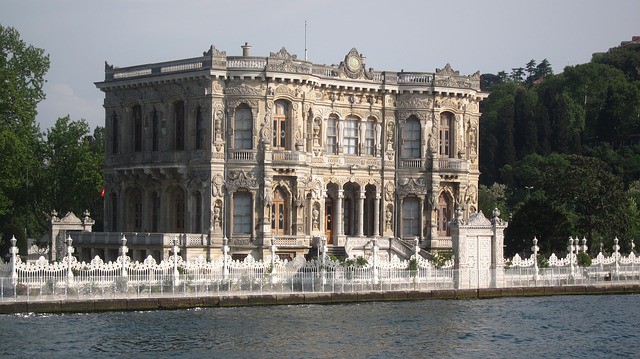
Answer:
(1, 294, 638, 358)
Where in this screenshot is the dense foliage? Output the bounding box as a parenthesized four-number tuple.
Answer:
(479, 44, 640, 257)
(0, 25, 104, 258)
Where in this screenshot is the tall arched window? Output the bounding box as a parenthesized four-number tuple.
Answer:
(109, 193, 118, 231)
(344, 117, 359, 155)
(326, 115, 338, 154)
(365, 118, 375, 156)
(111, 112, 119, 154)
(439, 112, 454, 157)
(271, 187, 288, 235)
(273, 100, 288, 150)
(234, 105, 253, 149)
(151, 192, 159, 232)
(127, 188, 143, 232)
(174, 100, 185, 151)
(233, 192, 252, 234)
(152, 109, 159, 152)
(132, 105, 142, 152)
(403, 117, 421, 158)
(437, 193, 452, 236)
(402, 197, 420, 237)
(194, 192, 202, 232)
(174, 189, 185, 232)
(195, 106, 204, 150)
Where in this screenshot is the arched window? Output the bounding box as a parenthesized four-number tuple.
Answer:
(273, 100, 288, 150)
(234, 105, 253, 149)
(132, 105, 142, 152)
(326, 115, 338, 154)
(402, 197, 420, 237)
(194, 192, 202, 232)
(111, 112, 119, 154)
(174, 189, 185, 232)
(127, 188, 143, 232)
(174, 100, 185, 150)
(109, 193, 118, 231)
(403, 117, 421, 158)
(365, 118, 375, 156)
(195, 106, 204, 150)
(151, 192, 159, 232)
(152, 109, 159, 152)
(437, 193, 452, 236)
(439, 112, 454, 158)
(271, 187, 288, 235)
(344, 117, 359, 155)
(233, 192, 252, 234)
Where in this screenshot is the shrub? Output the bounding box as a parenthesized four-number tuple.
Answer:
(577, 252, 592, 267)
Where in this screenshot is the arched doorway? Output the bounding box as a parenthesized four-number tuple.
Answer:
(437, 193, 453, 236)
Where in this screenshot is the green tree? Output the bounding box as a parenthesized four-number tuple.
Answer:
(0, 25, 50, 251)
(45, 117, 104, 230)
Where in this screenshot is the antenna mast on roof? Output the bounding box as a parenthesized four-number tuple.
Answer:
(304, 20, 308, 61)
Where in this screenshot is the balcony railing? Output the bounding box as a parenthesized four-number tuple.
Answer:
(229, 149, 257, 162)
(434, 158, 468, 172)
(272, 150, 307, 164)
(399, 158, 424, 168)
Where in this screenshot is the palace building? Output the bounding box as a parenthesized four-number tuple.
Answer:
(81, 43, 486, 262)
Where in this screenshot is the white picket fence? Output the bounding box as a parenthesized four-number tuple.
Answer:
(2, 235, 640, 302)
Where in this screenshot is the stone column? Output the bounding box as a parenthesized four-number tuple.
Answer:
(356, 188, 365, 236)
(336, 189, 344, 236)
(398, 197, 404, 238)
(373, 192, 380, 237)
(418, 197, 424, 243)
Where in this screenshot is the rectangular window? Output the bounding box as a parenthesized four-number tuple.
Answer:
(235, 108, 253, 150)
(402, 198, 420, 237)
(365, 121, 375, 156)
(233, 193, 252, 234)
(344, 120, 358, 155)
(327, 118, 337, 154)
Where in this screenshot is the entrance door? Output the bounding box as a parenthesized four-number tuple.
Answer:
(271, 188, 287, 235)
(324, 199, 333, 244)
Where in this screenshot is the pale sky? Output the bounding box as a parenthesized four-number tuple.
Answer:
(1, 0, 638, 131)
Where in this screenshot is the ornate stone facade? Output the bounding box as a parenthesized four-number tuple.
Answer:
(93, 44, 486, 260)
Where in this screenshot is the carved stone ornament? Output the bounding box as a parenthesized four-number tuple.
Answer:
(269, 47, 297, 60)
(225, 170, 259, 192)
(212, 174, 224, 198)
(435, 63, 460, 76)
(337, 48, 374, 80)
(203, 45, 227, 57)
(396, 97, 432, 109)
(225, 83, 262, 96)
(396, 177, 428, 196)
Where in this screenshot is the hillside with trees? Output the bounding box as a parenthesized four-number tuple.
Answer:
(479, 40, 640, 257)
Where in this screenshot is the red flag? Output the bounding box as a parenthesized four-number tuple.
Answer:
(101, 187, 105, 197)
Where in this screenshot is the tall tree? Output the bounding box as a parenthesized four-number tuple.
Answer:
(0, 25, 50, 249)
(45, 117, 104, 230)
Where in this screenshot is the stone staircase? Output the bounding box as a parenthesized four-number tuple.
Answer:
(325, 246, 348, 260)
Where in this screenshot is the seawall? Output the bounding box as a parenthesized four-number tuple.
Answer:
(1, 284, 639, 314)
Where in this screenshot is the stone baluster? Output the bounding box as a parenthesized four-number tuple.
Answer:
(531, 237, 539, 281)
(173, 237, 180, 284)
(120, 235, 129, 278)
(222, 236, 229, 281)
(613, 237, 620, 277)
(9, 236, 18, 286)
(66, 236, 75, 286)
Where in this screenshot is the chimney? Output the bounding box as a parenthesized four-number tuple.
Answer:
(241, 42, 251, 57)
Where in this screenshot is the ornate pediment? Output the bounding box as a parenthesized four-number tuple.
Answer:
(337, 48, 374, 80)
(396, 177, 428, 196)
(225, 170, 259, 192)
(436, 63, 460, 76)
(466, 211, 491, 226)
(203, 45, 227, 57)
(269, 47, 297, 60)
